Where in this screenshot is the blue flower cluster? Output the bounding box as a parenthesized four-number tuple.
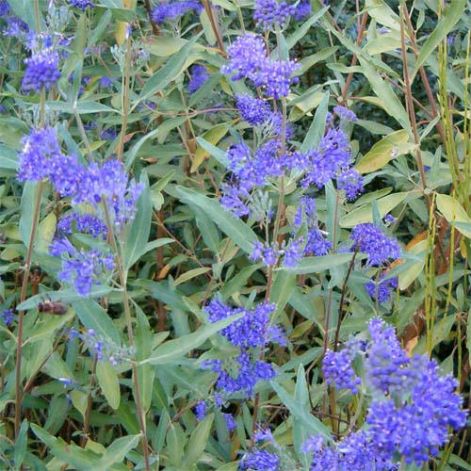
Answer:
(57, 213, 107, 240)
(365, 275, 398, 304)
(350, 223, 401, 266)
(203, 299, 284, 397)
(1, 309, 14, 326)
(253, 0, 296, 31)
(50, 238, 115, 297)
(318, 318, 467, 468)
(68, 0, 94, 10)
(240, 449, 279, 470)
(236, 95, 271, 126)
(151, 0, 202, 24)
(188, 64, 209, 94)
(69, 328, 133, 365)
(22, 49, 61, 92)
(17, 127, 143, 296)
(222, 33, 300, 99)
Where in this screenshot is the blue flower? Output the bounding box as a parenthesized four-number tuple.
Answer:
(334, 105, 358, 122)
(336, 167, 364, 201)
(188, 65, 209, 93)
(151, 0, 202, 24)
(236, 95, 271, 126)
(194, 401, 207, 421)
(323, 341, 361, 393)
(57, 213, 107, 240)
(68, 0, 94, 10)
(350, 223, 401, 266)
(365, 275, 398, 304)
(17, 128, 64, 182)
(254, 0, 295, 31)
(240, 449, 279, 470)
(22, 49, 61, 92)
(1, 309, 14, 326)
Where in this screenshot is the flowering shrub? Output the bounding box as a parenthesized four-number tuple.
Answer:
(0, 0, 469, 469)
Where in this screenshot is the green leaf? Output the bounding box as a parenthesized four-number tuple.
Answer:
(301, 91, 330, 153)
(47, 101, 120, 114)
(293, 366, 310, 467)
(31, 424, 101, 470)
(139, 37, 198, 103)
(172, 186, 258, 254)
(14, 420, 28, 469)
(357, 57, 410, 131)
(271, 381, 331, 439)
(72, 299, 121, 344)
(412, 0, 466, 79)
(36, 212, 57, 254)
(340, 192, 410, 227)
(96, 361, 121, 410)
(96, 435, 140, 468)
(124, 173, 152, 270)
(356, 130, 415, 173)
(140, 312, 243, 365)
(16, 286, 113, 311)
(286, 7, 328, 50)
(19, 182, 38, 247)
(436, 194, 471, 239)
(280, 254, 354, 275)
(182, 414, 214, 467)
(195, 136, 228, 167)
(0, 144, 18, 169)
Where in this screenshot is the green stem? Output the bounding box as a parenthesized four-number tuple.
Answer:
(102, 203, 151, 471)
(117, 31, 132, 161)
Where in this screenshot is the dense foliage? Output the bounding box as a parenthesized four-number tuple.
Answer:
(0, 0, 470, 469)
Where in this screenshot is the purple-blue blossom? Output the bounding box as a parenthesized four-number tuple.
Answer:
(151, 0, 202, 24)
(50, 238, 115, 297)
(222, 33, 300, 99)
(22, 49, 61, 92)
(194, 401, 207, 421)
(17, 127, 63, 182)
(240, 449, 280, 470)
(350, 223, 401, 266)
(365, 275, 398, 304)
(336, 167, 364, 201)
(304, 228, 332, 256)
(323, 342, 361, 393)
(68, 0, 94, 10)
(1, 309, 14, 326)
(334, 105, 358, 122)
(236, 95, 271, 126)
(301, 128, 352, 189)
(254, 0, 295, 31)
(57, 213, 107, 240)
(206, 299, 276, 348)
(188, 65, 209, 93)
(293, 0, 311, 21)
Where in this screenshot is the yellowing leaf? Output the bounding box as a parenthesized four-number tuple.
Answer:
(398, 239, 427, 290)
(436, 194, 471, 238)
(191, 124, 229, 172)
(36, 212, 57, 254)
(356, 130, 415, 173)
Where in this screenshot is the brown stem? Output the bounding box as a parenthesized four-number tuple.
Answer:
(15, 181, 44, 438)
(334, 250, 358, 351)
(340, 12, 368, 103)
(201, 0, 226, 56)
(402, 3, 445, 144)
(143, 0, 160, 35)
(399, 3, 428, 197)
